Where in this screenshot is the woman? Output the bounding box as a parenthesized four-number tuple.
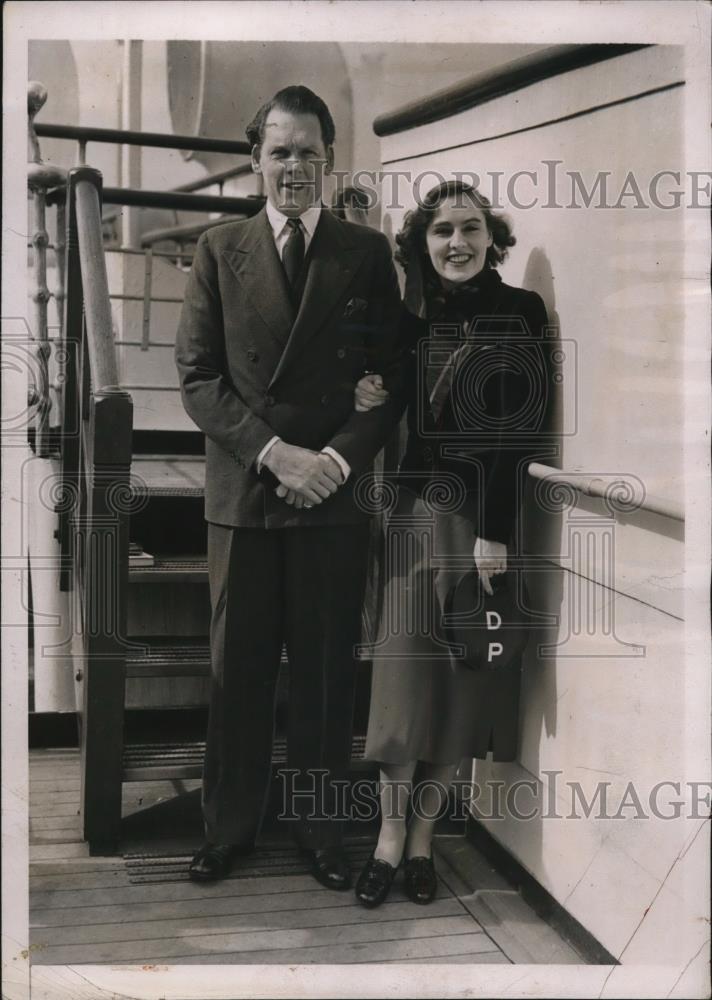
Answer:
(354, 181, 548, 907)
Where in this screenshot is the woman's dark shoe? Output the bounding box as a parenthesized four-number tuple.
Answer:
(355, 855, 399, 908)
(188, 842, 253, 882)
(403, 855, 437, 904)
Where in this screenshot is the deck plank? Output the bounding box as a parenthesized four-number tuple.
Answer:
(31, 815, 83, 831)
(461, 890, 583, 965)
(29, 803, 83, 819)
(30, 843, 90, 862)
(30, 832, 84, 845)
(30, 858, 131, 877)
(31, 872, 453, 910)
(30, 886, 398, 927)
(386, 950, 510, 964)
(31, 898, 464, 946)
(33, 922, 489, 966)
(142, 932, 497, 966)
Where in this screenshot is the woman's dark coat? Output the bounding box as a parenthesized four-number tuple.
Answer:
(365, 267, 550, 765)
(393, 267, 550, 543)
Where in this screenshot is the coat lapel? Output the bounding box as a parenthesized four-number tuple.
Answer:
(221, 209, 294, 343)
(268, 210, 365, 388)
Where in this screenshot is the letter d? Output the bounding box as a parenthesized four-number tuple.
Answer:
(486, 611, 502, 630)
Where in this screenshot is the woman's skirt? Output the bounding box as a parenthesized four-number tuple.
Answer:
(364, 490, 522, 766)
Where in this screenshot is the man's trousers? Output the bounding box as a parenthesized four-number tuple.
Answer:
(202, 520, 371, 850)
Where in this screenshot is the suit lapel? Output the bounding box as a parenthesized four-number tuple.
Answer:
(268, 210, 365, 388)
(221, 210, 294, 343)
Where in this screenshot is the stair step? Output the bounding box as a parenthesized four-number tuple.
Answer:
(122, 735, 367, 781)
(126, 642, 211, 678)
(125, 639, 292, 678)
(129, 555, 208, 583)
(130, 455, 205, 498)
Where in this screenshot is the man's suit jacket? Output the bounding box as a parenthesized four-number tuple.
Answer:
(175, 207, 403, 528)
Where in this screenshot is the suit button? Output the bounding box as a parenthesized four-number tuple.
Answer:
(336, 348, 346, 360)
(422, 446, 434, 464)
(265, 394, 276, 407)
(321, 394, 329, 406)
(247, 350, 258, 362)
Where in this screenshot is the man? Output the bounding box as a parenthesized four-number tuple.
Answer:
(175, 85, 402, 889)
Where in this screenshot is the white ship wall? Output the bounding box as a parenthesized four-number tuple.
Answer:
(378, 44, 707, 971)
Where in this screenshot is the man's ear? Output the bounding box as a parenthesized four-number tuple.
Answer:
(251, 145, 262, 174)
(324, 145, 335, 176)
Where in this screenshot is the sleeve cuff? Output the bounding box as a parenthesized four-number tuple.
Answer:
(255, 435, 281, 472)
(321, 447, 351, 483)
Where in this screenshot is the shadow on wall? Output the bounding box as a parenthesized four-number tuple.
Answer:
(520, 243, 564, 742)
(495, 244, 565, 886)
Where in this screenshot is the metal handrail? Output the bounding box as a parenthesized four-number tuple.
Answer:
(74, 175, 121, 391)
(104, 187, 263, 216)
(140, 217, 237, 248)
(373, 43, 649, 136)
(527, 462, 684, 522)
(173, 161, 254, 193)
(35, 121, 250, 156)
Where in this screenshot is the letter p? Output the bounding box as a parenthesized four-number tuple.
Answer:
(488, 642, 503, 663)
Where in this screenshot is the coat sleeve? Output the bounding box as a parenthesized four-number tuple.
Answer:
(324, 232, 406, 475)
(472, 290, 549, 544)
(174, 232, 276, 468)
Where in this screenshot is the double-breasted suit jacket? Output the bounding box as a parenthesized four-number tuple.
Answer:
(175, 207, 403, 527)
(174, 206, 403, 850)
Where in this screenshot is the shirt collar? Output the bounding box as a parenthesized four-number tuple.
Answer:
(265, 200, 322, 240)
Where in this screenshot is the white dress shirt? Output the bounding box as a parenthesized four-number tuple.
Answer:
(255, 202, 351, 484)
(265, 200, 321, 258)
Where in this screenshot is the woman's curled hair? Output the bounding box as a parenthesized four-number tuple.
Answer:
(395, 180, 516, 274)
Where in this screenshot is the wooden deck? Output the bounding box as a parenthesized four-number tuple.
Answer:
(29, 749, 583, 966)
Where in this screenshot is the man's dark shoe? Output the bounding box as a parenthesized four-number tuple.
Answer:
(355, 855, 399, 908)
(403, 855, 437, 904)
(303, 847, 351, 890)
(188, 842, 253, 883)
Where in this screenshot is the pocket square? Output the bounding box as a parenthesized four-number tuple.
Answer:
(344, 297, 368, 318)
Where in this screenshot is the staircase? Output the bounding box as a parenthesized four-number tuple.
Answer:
(27, 87, 378, 854)
(122, 443, 372, 791)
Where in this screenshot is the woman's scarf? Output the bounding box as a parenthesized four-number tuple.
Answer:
(420, 267, 503, 423)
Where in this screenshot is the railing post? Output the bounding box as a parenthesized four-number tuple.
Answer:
(79, 387, 132, 853)
(57, 172, 84, 591)
(28, 82, 53, 456)
(54, 199, 67, 341)
(120, 39, 143, 248)
(28, 82, 68, 457)
(59, 164, 134, 852)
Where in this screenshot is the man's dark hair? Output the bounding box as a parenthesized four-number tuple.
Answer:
(246, 85, 336, 149)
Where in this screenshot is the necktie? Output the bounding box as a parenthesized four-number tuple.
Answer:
(282, 217, 305, 288)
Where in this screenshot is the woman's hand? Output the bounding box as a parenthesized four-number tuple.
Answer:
(355, 373, 390, 412)
(473, 537, 507, 596)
